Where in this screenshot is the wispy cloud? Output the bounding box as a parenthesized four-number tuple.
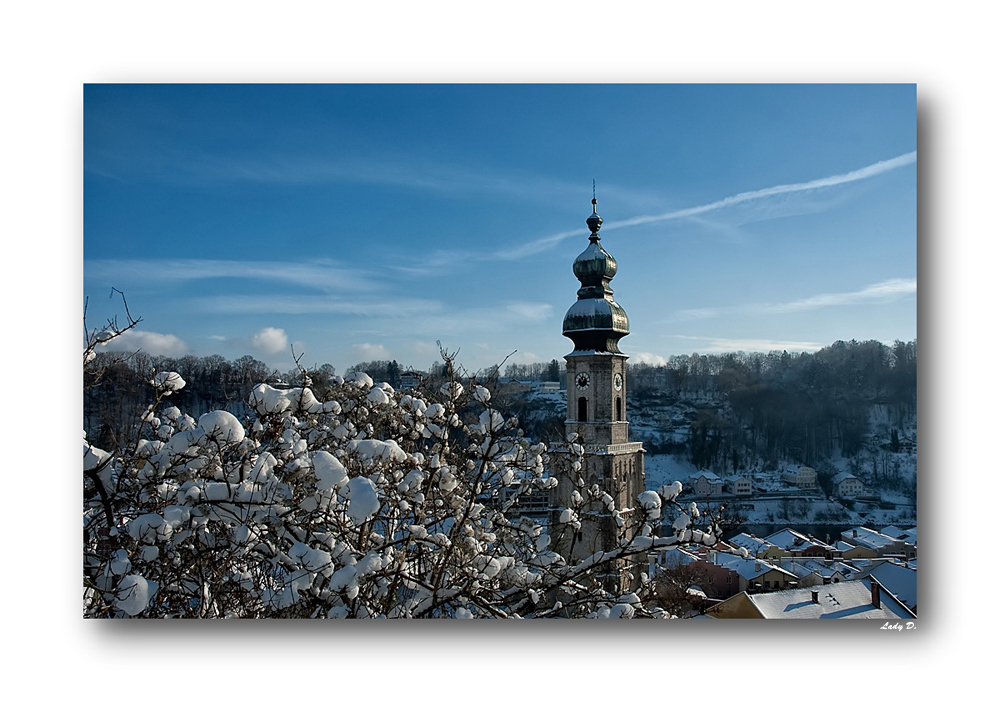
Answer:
(669, 278, 917, 322)
(86, 259, 378, 293)
(494, 152, 917, 260)
(90, 146, 594, 210)
(668, 335, 826, 354)
(505, 303, 553, 321)
(610, 152, 916, 230)
(99, 329, 189, 357)
(196, 294, 445, 318)
(756, 278, 917, 314)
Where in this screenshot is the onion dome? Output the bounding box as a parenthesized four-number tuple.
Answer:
(563, 197, 630, 352)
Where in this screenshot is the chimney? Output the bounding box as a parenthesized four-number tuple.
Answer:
(853, 529, 858, 538)
(811, 590, 819, 604)
(755, 561, 761, 572)
(870, 579, 882, 609)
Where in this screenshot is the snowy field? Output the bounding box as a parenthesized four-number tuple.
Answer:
(644, 453, 699, 491)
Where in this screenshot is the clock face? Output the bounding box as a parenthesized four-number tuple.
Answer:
(575, 372, 590, 389)
(614, 373, 623, 390)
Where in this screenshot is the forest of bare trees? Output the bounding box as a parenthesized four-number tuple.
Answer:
(86, 338, 916, 480)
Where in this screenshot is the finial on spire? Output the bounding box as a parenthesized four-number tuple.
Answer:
(586, 181, 603, 238)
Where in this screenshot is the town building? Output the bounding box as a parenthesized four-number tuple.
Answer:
(763, 528, 833, 558)
(831, 471, 865, 498)
(724, 474, 753, 496)
(397, 371, 425, 390)
(780, 465, 818, 490)
(552, 197, 645, 564)
(841, 526, 916, 559)
(728, 532, 775, 559)
(689, 470, 724, 498)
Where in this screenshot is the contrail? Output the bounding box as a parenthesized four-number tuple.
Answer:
(501, 151, 917, 259)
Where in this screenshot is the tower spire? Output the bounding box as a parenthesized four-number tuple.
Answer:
(554, 193, 645, 573)
(563, 194, 628, 353)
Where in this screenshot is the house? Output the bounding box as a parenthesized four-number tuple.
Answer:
(654, 548, 796, 600)
(764, 528, 832, 558)
(781, 559, 860, 587)
(689, 470, 724, 498)
(706, 577, 915, 619)
(724, 474, 753, 496)
(831, 471, 865, 498)
(531, 380, 561, 393)
(880, 525, 917, 546)
(781, 465, 817, 490)
(728, 533, 777, 559)
(398, 371, 426, 390)
(654, 548, 739, 600)
(842, 527, 916, 559)
(833, 539, 878, 560)
(713, 552, 798, 593)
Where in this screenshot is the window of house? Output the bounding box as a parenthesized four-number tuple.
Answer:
(578, 397, 587, 422)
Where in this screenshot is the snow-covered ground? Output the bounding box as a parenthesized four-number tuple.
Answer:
(644, 453, 699, 490)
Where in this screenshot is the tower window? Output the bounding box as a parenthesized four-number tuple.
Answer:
(578, 397, 588, 422)
(615, 397, 622, 422)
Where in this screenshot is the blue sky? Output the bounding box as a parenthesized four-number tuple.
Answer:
(84, 84, 916, 374)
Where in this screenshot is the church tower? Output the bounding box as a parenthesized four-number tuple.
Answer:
(554, 196, 645, 562)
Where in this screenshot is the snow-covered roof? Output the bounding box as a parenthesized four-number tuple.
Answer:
(867, 562, 917, 611)
(744, 578, 913, 619)
(690, 470, 722, 482)
(783, 559, 860, 580)
(783, 561, 816, 579)
(879, 525, 917, 544)
(843, 526, 901, 550)
(728, 533, 771, 555)
(764, 528, 828, 551)
(714, 553, 795, 581)
(781, 465, 816, 477)
(831, 471, 862, 484)
(658, 548, 701, 569)
(829, 561, 861, 576)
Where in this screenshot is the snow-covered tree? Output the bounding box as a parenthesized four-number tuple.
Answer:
(84, 358, 719, 619)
